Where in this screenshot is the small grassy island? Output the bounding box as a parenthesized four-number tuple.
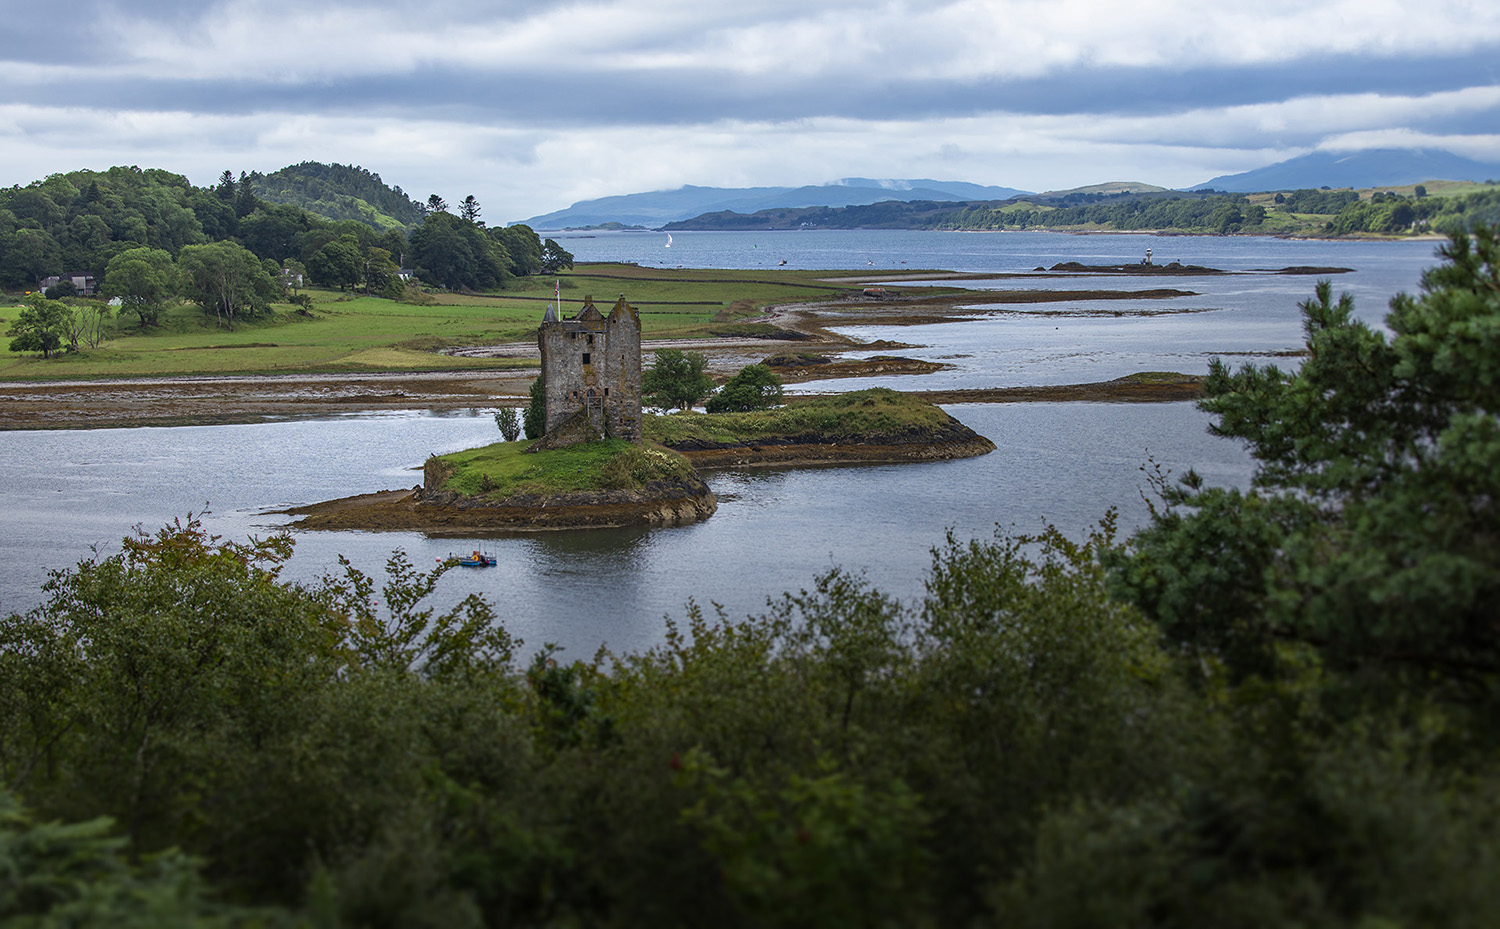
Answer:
(286, 389, 994, 532)
(645, 386, 997, 467)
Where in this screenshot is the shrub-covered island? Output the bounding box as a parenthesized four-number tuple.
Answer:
(288, 389, 993, 531)
(646, 387, 997, 468)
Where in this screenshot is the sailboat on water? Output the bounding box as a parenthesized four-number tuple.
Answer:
(665, 233, 673, 248)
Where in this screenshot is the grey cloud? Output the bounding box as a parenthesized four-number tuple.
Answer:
(5, 45, 1494, 134)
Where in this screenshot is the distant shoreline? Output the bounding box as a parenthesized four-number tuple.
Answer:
(1, 261, 1281, 429)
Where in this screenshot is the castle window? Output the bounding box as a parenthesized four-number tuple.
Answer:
(604, 388, 609, 396)
(582, 352, 591, 365)
(587, 334, 594, 345)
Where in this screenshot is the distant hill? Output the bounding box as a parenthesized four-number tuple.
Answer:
(1195, 149, 1500, 193)
(250, 162, 424, 230)
(1032, 182, 1169, 197)
(662, 184, 1237, 232)
(521, 178, 1031, 229)
(663, 199, 981, 232)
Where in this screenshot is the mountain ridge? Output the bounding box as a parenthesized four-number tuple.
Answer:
(521, 178, 1031, 229)
(1195, 148, 1500, 192)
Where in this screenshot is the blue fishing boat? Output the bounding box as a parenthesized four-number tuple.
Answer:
(442, 549, 497, 567)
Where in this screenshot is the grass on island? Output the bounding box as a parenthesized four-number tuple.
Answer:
(643, 387, 955, 446)
(430, 438, 698, 499)
(0, 264, 890, 382)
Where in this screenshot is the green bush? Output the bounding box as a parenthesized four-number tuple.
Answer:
(705, 363, 783, 413)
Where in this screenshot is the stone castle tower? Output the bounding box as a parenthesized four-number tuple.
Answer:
(537, 294, 643, 445)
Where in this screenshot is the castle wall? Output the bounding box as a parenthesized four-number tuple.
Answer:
(538, 295, 642, 444)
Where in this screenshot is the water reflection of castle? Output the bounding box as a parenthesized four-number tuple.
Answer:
(537, 294, 643, 445)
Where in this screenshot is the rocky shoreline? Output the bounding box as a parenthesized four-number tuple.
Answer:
(282, 477, 720, 533)
(663, 420, 996, 469)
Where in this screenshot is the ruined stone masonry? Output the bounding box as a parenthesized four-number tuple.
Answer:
(537, 294, 643, 446)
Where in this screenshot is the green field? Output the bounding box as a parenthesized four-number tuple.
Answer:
(430, 437, 697, 497)
(642, 388, 957, 445)
(0, 264, 876, 381)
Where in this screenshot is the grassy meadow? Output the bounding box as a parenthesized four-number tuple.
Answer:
(431, 437, 698, 497)
(643, 387, 958, 445)
(0, 264, 870, 381)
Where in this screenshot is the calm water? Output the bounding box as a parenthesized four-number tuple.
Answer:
(564, 229, 1440, 390)
(0, 231, 1448, 658)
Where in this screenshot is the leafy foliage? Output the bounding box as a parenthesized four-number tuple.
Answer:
(490, 225, 544, 278)
(705, 363, 783, 413)
(494, 407, 522, 442)
(102, 247, 177, 327)
(408, 212, 507, 291)
(0, 167, 215, 289)
(646, 386, 954, 445)
(539, 238, 574, 274)
(307, 234, 365, 291)
(1, 493, 1498, 924)
(643, 348, 715, 411)
(6, 295, 72, 357)
(176, 242, 278, 328)
(945, 193, 1272, 234)
(1112, 228, 1500, 696)
(0, 791, 276, 926)
(0, 164, 552, 305)
(250, 161, 424, 229)
(523, 376, 546, 439)
(7, 229, 1500, 926)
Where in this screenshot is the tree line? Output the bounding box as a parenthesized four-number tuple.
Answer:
(2, 166, 577, 347)
(940, 193, 1271, 234)
(667, 184, 1500, 237)
(937, 187, 1500, 236)
(3, 229, 1499, 925)
(0, 165, 573, 296)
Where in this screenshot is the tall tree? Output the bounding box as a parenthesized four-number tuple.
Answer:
(490, 224, 543, 277)
(541, 238, 574, 274)
(102, 247, 177, 327)
(408, 211, 505, 290)
(307, 234, 364, 291)
(234, 170, 259, 218)
(237, 204, 311, 263)
(363, 247, 401, 296)
(426, 194, 449, 214)
(1111, 228, 1500, 690)
(460, 195, 482, 224)
(643, 349, 715, 412)
(524, 376, 546, 439)
(177, 241, 277, 329)
(6, 295, 73, 358)
(0, 227, 63, 288)
(706, 363, 783, 413)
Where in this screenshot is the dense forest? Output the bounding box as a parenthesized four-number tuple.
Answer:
(0, 165, 572, 337)
(249, 162, 426, 230)
(666, 185, 1500, 237)
(949, 186, 1500, 235)
(4, 230, 1499, 925)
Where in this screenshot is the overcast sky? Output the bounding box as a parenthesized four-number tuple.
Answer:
(4, 0, 1498, 223)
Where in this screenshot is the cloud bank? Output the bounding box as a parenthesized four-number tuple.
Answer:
(3, 0, 1496, 221)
